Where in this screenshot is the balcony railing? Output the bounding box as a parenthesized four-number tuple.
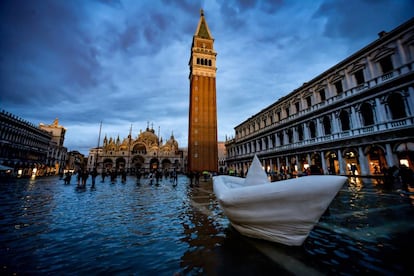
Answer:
(382, 71, 394, 81)
(228, 116, 413, 159)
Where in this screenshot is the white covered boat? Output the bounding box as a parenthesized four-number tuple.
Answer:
(213, 155, 347, 246)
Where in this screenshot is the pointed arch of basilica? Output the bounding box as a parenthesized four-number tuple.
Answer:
(150, 158, 159, 171)
(116, 157, 126, 170)
(161, 159, 172, 170)
(131, 155, 145, 171)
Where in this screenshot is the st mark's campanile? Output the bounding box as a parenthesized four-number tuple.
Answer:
(188, 9, 218, 173)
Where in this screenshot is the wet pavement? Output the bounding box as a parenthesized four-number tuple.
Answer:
(1, 174, 413, 275)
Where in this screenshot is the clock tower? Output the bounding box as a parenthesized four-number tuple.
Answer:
(188, 9, 218, 173)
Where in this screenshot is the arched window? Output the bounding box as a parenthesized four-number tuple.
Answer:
(323, 116, 332, 135)
(197, 58, 200, 64)
(297, 125, 304, 141)
(208, 60, 212, 66)
(201, 59, 204, 65)
(388, 93, 406, 119)
(309, 121, 317, 138)
(360, 103, 374, 126)
(257, 139, 262, 151)
(339, 110, 350, 131)
(278, 132, 284, 146)
(287, 129, 293, 144)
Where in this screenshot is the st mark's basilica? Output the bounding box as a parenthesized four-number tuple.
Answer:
(87, 124, 184, 174)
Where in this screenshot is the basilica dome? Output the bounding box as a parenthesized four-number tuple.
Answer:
(136, 127, 159, 147)
(165, 134, 178, 149)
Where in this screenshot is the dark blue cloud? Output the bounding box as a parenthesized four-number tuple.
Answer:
(1, 0, 413, 154)
(314, 0, 414, 42)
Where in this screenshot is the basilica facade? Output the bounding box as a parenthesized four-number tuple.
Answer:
(225, 18, 414, 177)
(87, 125, 185, 174)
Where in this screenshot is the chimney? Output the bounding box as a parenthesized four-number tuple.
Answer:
(378, 31, 387, 38)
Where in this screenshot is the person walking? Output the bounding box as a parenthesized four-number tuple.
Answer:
(110, 169, 117, 183)
(101, 170, 106, 182)
(121, 169, 127, 183)
(188, 171, 194, 187)
(81, 169, 89, 187)
(136, 170, 142, 184)
(76, 168, 82, 187)
(195, 171, 200, 186)
(91, 168, 98, 188)
(172, 169, 178, 186)
(64, 171, 71, 185)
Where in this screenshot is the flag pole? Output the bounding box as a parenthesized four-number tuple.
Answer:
(128, 124, 132, 174)
(96, 121, 102, 172)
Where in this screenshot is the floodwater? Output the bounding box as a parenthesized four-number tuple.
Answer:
(0, 175, 413, 275)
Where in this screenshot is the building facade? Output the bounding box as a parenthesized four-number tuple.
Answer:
(188, 9, 218, 173)
(39, 118, 68, 175)
(218, 141, 226, 174)
(66, 150, 85, 172)
(87, 125, 185, 174)
(225, 18, 414, 177)
(0, 110, 67, 177)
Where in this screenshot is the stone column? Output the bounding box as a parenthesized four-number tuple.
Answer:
(285, 156, 289, 171)
(409, 87, 414, 110)
(338, 149, 346, 175)
(304, 123, 310, 140)
(307, 153, 312, 166)
(276, 157, 281, 172)
(275, 133, 280, 147)
(404, 88, 414, 116)
(332, 112, 340, 133)
(293, 126, 298, 143)
(385, 143, 398, 167)
(320, 151, 327, 174)
(283, 130, 288, 145)
(295, 154, 300, 172)
(375, 98, 386, 123)
(316, 118, 323, 137)
(343, 74, 351, 92)
(358, 146, 370, 175)
(350, 106, 360, 129)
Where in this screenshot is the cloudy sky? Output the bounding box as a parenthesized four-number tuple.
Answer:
(1, 0, 413, 155)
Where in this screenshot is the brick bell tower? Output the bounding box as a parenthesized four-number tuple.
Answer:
(188, 9, 218, 173)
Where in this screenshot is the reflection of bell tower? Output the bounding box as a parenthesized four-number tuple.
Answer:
(188, 9, 218, 173)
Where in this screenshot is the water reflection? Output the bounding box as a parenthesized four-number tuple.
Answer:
(0, 175, 413, 275)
